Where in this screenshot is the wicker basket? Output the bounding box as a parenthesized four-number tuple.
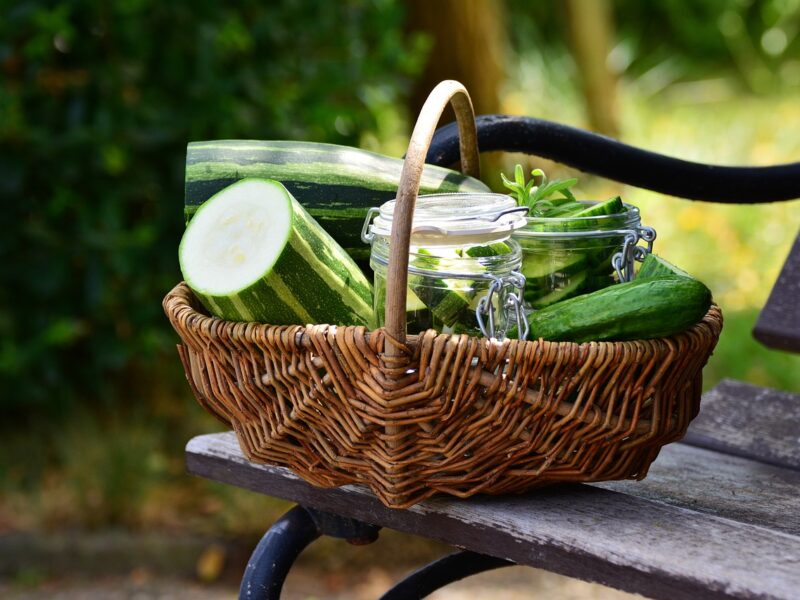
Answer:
(164, 80, 723, 509)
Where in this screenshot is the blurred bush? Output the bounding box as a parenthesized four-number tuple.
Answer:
(0, 0, 426, 417)
(2, 0, 796, 421)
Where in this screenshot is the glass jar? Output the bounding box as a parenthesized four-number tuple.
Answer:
(364, 193, 528, 339)
(513, 202, 655, 310)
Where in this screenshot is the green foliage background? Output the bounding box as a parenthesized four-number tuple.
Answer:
(0, 0, 425, 416)
(0, 0, 798, 541)
(509, 0, 800, 90)
(1, 0, 798, 422)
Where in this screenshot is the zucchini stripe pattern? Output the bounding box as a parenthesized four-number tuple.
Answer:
(180, 178, 374, 328)
(185, 141, 491, 261)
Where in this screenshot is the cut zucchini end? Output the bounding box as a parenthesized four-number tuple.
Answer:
(179, 178, 293, 296)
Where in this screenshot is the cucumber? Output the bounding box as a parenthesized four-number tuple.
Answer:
(185, 141, 490, 262)
(179, 178, 374, 327)
(522, 197, 625, 232)
(525, 270, 587, 309)
(405, 287, 427, 311)
(464, 241, 512, 257)
(518, 243, 588, 307)
(515, 197, 630, 308)
(400, 241, 518, 333)
(583, 273, 616, 292)
(571, 196, 624, 219)
(586, 242, 623, 270)
(438, 242, 518, 332)
(539, 201, 586, 217)
(408, 276, 471, 328)
(637, 253, 692, 279)
(527, 276, 712, 343)
(520, 250, 587, 281)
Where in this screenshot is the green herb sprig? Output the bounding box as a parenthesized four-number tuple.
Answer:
(501, 165, 578, 216)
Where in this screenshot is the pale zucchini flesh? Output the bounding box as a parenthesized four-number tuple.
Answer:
(180, 178, 374, 327)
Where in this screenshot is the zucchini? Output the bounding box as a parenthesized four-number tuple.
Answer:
(429, 281, 472, 325)
(179, 178, 374, 327)
(185, 140, 490, 263)
(527, 276, 712, 343)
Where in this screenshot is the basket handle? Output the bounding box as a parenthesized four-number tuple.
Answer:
(384, 80, 480, 353)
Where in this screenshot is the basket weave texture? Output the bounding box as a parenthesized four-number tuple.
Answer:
(165, 81, 723, 509)
(165, 285, 721, 509)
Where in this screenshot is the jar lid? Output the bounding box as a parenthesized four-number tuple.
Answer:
(370, 193, 528, 245)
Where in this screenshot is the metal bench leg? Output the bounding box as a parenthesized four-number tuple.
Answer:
(239, 504, 381, 600)
(379, 550, 514, 600)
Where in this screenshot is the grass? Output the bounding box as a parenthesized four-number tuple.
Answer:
(0, 391, 290, 538)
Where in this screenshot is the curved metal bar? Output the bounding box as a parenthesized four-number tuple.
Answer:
(305, 507, 381, 544)
(239, 505, 320, 600)
(428, 114, 800, 203)
(379, 550, 514, 600)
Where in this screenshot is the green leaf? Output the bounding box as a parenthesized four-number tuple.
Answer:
(515, 164, 526, 188)
(531, 177, 578, 203)
(501, 166, 532, 206)
(500, 165, 579, 209)
(530, 199, 555, 217)
(560, 188, 577, 202)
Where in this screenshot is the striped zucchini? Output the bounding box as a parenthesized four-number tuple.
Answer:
(179, 178, 374, 327)
(185, 140, 491, 262)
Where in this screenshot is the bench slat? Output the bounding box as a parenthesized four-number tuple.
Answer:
(753, 230, 800, 353)
(683, 379, 800, 471)
(599, 442, 800, 535)
(186, 432, 800, 600)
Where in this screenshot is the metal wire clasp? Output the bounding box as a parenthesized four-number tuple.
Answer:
(360, 207, 380, 244)
(506, 271, 529, 341)
(611, 225, 658, 282)
(476, 272, 528, 341)
(637, 226, 657, 258)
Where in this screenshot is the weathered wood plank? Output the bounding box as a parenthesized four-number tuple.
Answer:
(598, 442, 800, 535)
(684, 379, 800, 471)
(753, 230, 800, 353)
(186, 432, 800, 600)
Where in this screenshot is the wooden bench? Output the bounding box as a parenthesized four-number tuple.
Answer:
(754, 231, 800, 352)
(187, 377, 800, 600)
(184, 118, 800, 599)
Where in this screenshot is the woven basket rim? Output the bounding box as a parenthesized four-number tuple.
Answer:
(164, 281, 723, 351)
(165, 279, 724, 508)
